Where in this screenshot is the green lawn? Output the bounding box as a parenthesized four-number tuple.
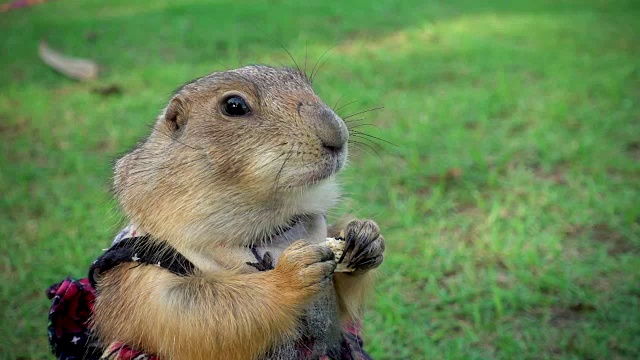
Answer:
(1, 0, 640, 359)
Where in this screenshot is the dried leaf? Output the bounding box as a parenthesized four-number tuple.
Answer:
(38, 41, 98, 81)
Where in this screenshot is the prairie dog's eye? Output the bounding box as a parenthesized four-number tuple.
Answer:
(221, 95, 250, 117)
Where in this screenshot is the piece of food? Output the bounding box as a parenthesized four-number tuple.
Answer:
(325, 235, 354, 273)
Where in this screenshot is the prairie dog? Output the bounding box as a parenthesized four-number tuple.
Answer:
(92, 65, 385, 359)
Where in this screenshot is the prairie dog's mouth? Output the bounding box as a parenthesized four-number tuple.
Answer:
(255, 144, 346, 189)
(294, 149, 347, 188)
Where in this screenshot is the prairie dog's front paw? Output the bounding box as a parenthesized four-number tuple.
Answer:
(339, 220, 385, 274)
(274, 241, 336, 301)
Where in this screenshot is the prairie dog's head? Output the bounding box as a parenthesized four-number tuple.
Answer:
(114, 65, 348, 248)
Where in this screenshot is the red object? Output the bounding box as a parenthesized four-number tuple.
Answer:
(0, 0, 53, 12)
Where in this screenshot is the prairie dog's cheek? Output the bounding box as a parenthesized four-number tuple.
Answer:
(249, 148, 288, 178)
(205, 146, 252, 181)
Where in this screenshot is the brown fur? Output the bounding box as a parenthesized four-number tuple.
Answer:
(93, 65, 384, 359)
(93, 241, 335, 360)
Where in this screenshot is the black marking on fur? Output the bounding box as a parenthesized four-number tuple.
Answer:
(88, 236, 196, 289)
(246, 246, 275, 271)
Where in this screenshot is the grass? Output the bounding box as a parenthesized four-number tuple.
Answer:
(1, 0, 639, 359)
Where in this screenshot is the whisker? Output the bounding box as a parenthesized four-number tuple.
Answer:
(257, 26, 302, 75)
(344, 117, 365, 123)
(345, 118, 377, 127)
(214, 60, 231, 71)
(332, 95, 346, 112)
(349, 143, 379, 157)
(311, 55, 332, 84)
(342, 106, 385, 120)
(349, 135, 383, 151)
(348, 139, 380, 156)
(350, 131, 397, 147)
(346, 122, 380, 131)
(310, 44, 339, 83)
(347, 142, 367, 153)
(271, 144, 295, 198)
(256, 150, 287, 171)
(335, 100, 357, 113)
(304, 39, 309, 77)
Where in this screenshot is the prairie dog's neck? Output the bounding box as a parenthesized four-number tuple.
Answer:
(180, 179, 340, 249)
(120, 172, 340, 253)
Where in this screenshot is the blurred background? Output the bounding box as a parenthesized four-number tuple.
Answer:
(1, 0, 639, 359)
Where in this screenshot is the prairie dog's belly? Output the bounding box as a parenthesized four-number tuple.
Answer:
(259, 285, 342, 360)
(252, 219, 344, 358)
(183, 214, 343, 359)
(205, 246, 343, 359)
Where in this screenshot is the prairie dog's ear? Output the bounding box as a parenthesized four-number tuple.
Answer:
(165, 95, 190, 132)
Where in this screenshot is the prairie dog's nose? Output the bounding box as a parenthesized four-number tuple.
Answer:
(300, 103, 349, 152)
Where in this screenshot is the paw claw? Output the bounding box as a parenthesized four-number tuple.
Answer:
(338, 220, 385, 273)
